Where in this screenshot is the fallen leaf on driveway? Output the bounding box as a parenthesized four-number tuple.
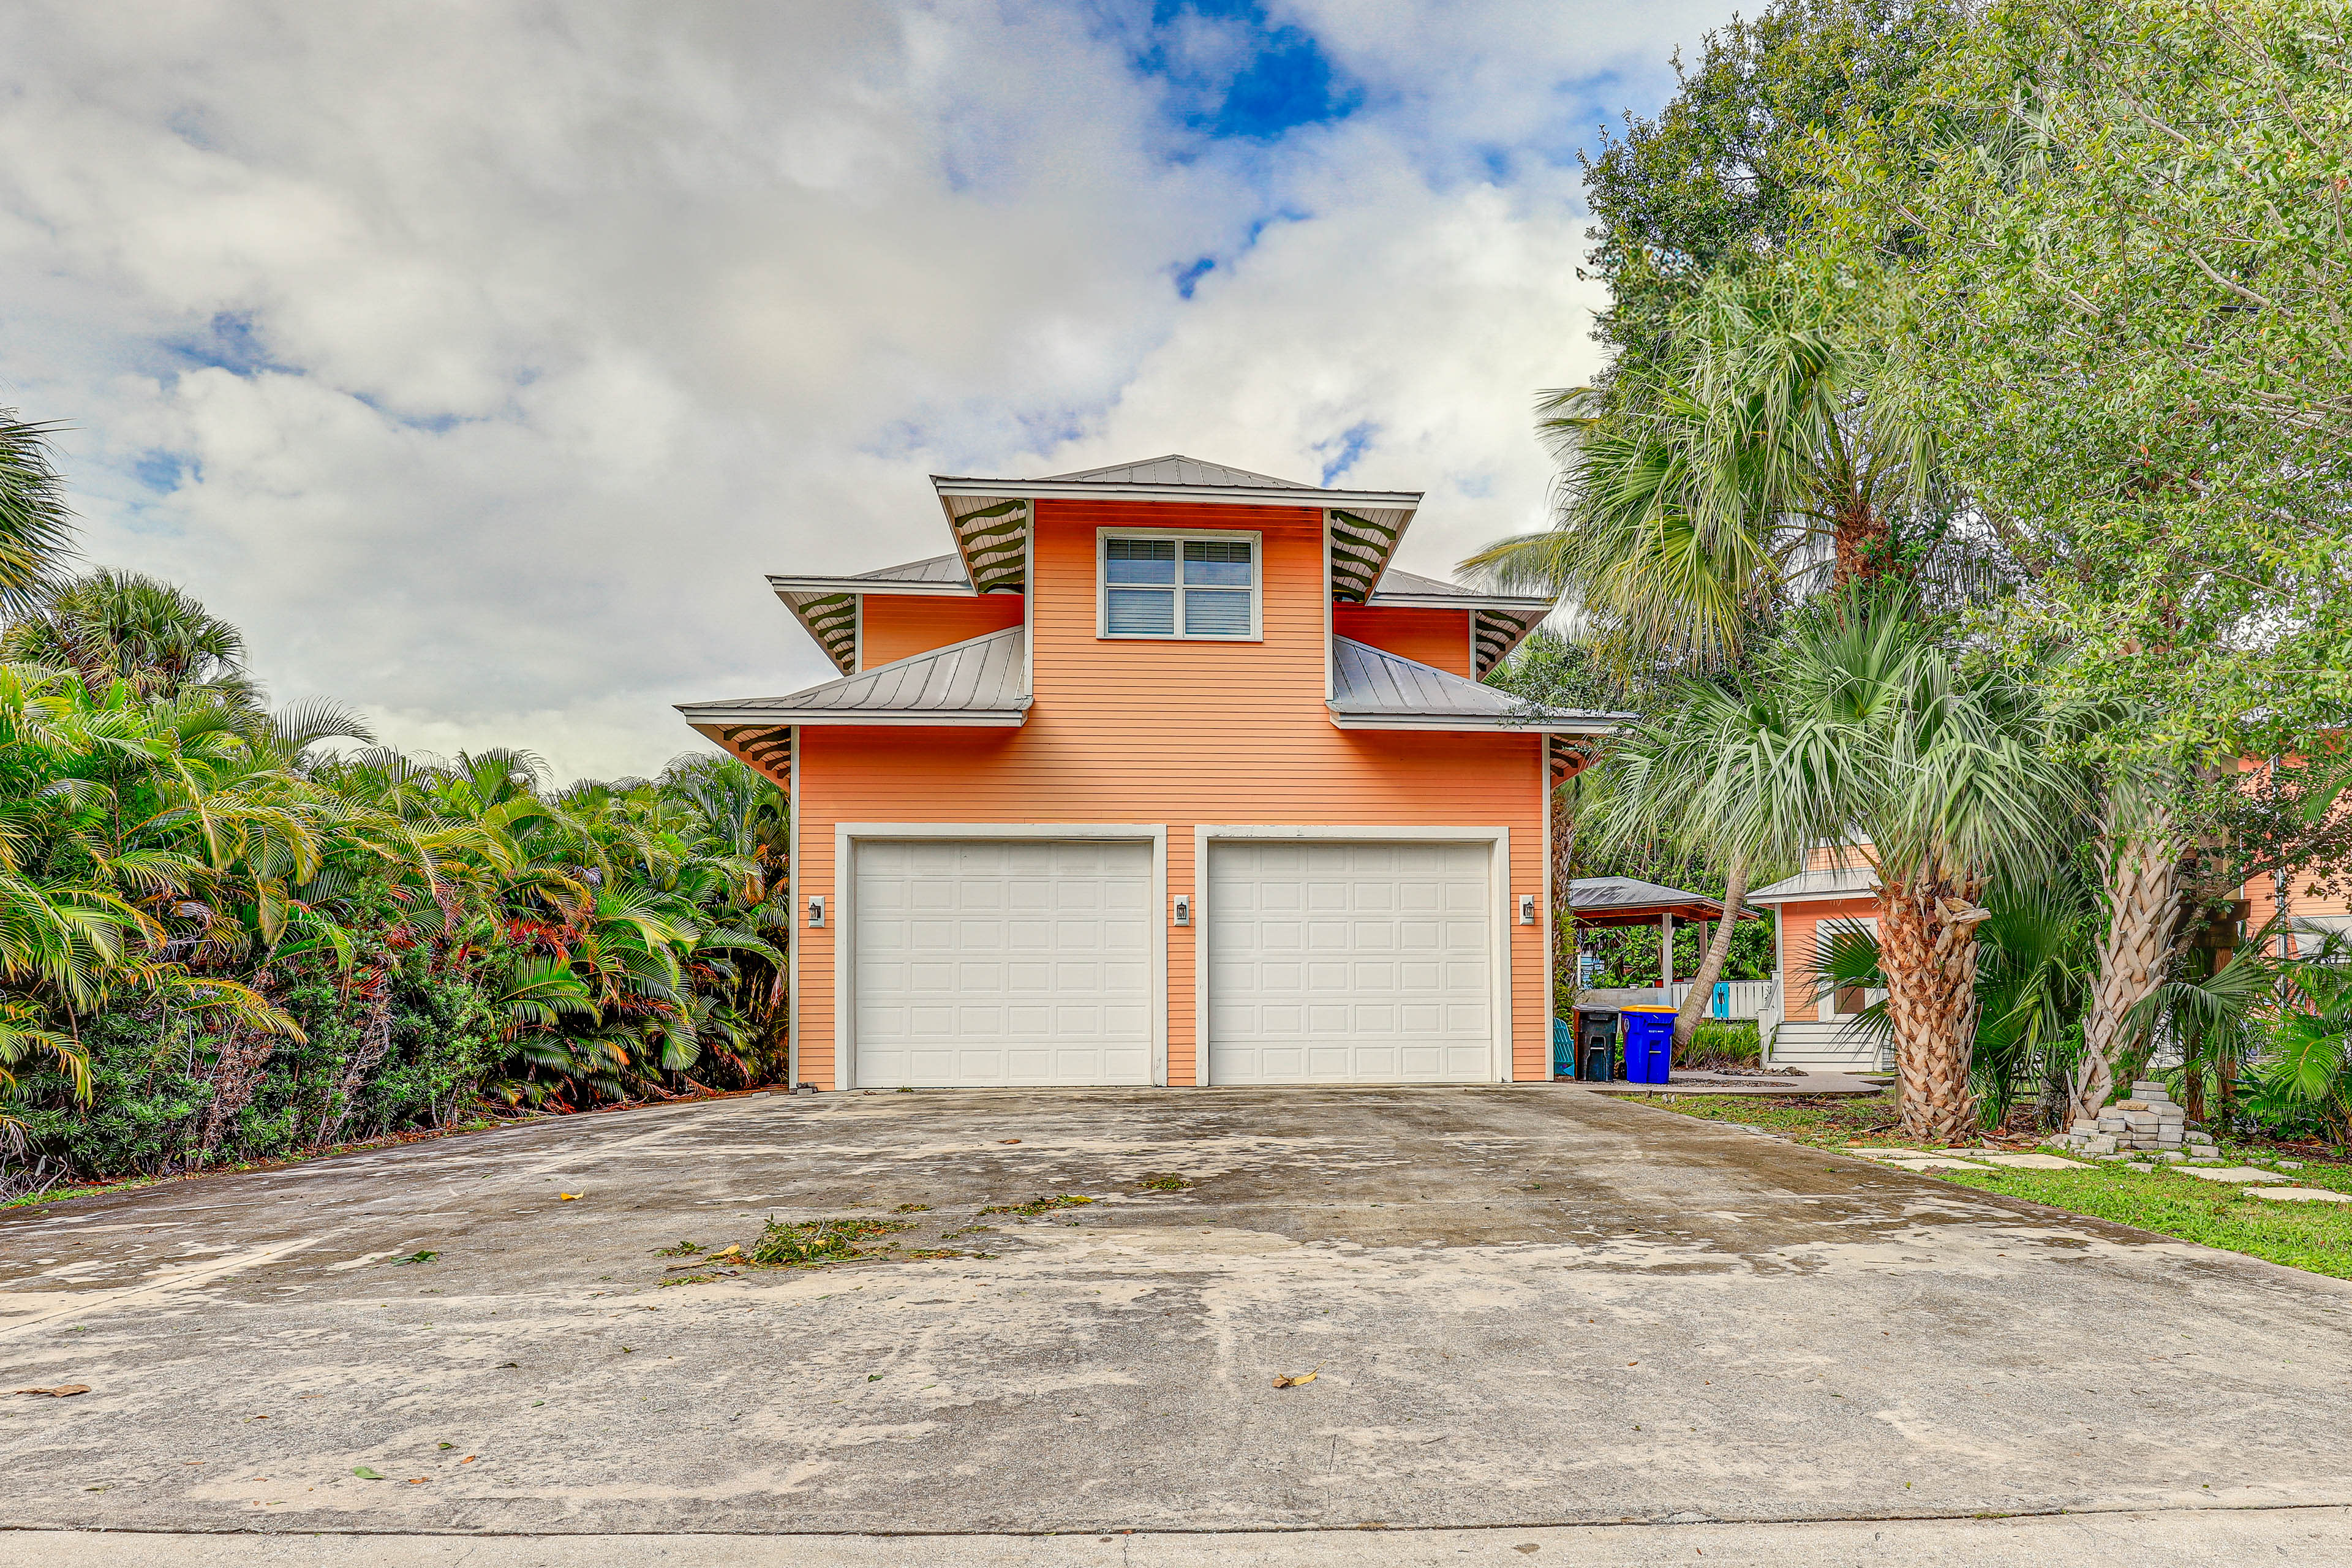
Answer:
(352, 1467, 386, 1480)
(391, 1251, 439, 1265)
(998, 1139, 1021, 1145)
(558, 1193, 582, 1201)
(11, 1385, 89, 1398)
(1272, 1366, 1321, 1390)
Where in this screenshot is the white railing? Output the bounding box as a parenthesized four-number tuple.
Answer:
(1665, 980, 1779, 1021)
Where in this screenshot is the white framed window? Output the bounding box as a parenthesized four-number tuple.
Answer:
(1098, 529, 1261, 640)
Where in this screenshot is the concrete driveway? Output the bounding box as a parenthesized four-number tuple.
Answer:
(4, 1087, 2351, 1544)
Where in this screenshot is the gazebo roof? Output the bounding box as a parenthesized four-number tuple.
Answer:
(1567, 876, 1747, 927)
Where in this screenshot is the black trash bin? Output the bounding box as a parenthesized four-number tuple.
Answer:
(1577, 1010, 1618, 1081)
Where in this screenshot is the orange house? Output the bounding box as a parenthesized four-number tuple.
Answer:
(680, 455, 1623, 1090)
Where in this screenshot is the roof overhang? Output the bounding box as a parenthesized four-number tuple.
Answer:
(1746, 885, 1882, 907)
(932, 472, 1425, 609)
(933, 475, 1421, 509)
(767, 573, 975, 598)
(1366, 589, 1552, 612)
(1327, 710, 1623, 735)
(686, 710, 1028, 737)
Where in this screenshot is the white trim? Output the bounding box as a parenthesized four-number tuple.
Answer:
(830, 823, 1169, 1091)
(767, 575, 978, 598)
(1469, 612, 1479, 679)
(1327, 713, 1620, 736)
(937, 477, 1421, 509)
(851, 595, 864, 675)
(1096, 527, 1264, 642)
(1366, 590, 1553, 611)
(1322, 514, 1334, 701)
(705, 710, 1027, 729)
(1747, 886, 1883, 907)
(1022, 516, 1035, 695)
(1191, 824, 1513, 1087)
(1539, 742, 1553, 1069)
(786, 725, 801, 1090)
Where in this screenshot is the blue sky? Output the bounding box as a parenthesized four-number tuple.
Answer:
(0, 0, 1733, 777)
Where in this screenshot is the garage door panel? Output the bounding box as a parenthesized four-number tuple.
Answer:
(856, 838, 1153, 1088)
(1210, 840, 1493, 1085)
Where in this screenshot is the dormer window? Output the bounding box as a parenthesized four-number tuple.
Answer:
(1099, 530, 1261, 640)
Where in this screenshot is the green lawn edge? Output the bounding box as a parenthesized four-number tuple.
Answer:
(1626, 1092, 2352, 1281)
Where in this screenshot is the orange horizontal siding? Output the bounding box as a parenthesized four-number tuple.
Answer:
(1333, 604, 1473, 677)
(1772, 894, 1879, 1020)
(861, 592, 1023, 668)
(793, 497, 1550, 1089)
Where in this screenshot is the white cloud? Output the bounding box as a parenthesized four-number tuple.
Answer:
(0, 0, 1731, 779)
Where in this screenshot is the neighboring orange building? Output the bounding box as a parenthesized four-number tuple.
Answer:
(680, 455, 1622, 1090)
(1747, 843, 1890, 1074)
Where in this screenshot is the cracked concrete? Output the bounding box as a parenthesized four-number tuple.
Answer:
(2, 1087, 2350, 1544)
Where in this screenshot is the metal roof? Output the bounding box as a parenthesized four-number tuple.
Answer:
(1368, 566, 1551, 611)
(678, 627, 1029, 731)
(1328, 637, 1626, 734)
(764, 555, 980, 676)
(767, 553, 972, 594)
(1747, 865, 1880, 904)
(1035, 454, 1315, 489)
(1567, 876, 1736, 925)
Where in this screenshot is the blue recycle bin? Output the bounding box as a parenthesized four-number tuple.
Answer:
(1620, 1005, 1675, 1085)
(1552, 1017, 1575, 1079)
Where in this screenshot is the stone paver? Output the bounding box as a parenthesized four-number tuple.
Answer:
(1884, 1156, 1992, 1170)
(2252, 1186, 2352, 1204)
(1978, 1153, 2090, 1170)
(2179, 1166, 2295, 1183)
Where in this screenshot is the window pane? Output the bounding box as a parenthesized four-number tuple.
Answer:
(1106, 587, 1175, 635)
(1183, 588, 1251, 636)
(1183, 538, 1253, 586)
(1105, 537, 1175, 585)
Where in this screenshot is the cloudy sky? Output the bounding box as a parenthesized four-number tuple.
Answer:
(0, 1, 1729, 780)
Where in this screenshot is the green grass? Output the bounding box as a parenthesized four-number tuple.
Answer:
(1623, 1092, 1898, 1143)
(1933, 1164, 2352, 1280)
(1629, 1091, 2352, 1280)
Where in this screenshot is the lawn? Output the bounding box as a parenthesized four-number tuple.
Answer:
(1628, 1092, 2352, 1280)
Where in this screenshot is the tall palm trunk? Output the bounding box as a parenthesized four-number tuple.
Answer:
(2073, 789, 2184, 1125)
(1551, 779, 1576, 998)
(1673, 852, 1748, 1050)
(1879, 876, 1991, 1142)
(1831, 498, 1896, 588)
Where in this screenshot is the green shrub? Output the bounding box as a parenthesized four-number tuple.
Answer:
(1678, 1018, 1761, 1069)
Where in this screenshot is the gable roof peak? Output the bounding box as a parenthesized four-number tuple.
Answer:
(1033, 454, 1315, 489)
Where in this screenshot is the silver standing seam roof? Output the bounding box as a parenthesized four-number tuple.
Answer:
(1328, 637, 1626, 734)
(1035, 454, 1316, 489)
(1747, 865, 1881, 903)
(677, 627, 1030, 731)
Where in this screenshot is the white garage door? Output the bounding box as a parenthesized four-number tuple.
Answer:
(853, 839, 1152, 1088)
(1207, 840, 1494, 1085)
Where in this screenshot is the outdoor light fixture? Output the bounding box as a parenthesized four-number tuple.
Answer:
(1518, 894, 1537, 925)
(807, 894, 826, 928)
(1172, 894, 1192, 926)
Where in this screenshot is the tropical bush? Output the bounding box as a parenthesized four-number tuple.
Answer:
(0, 557, 790, 1189)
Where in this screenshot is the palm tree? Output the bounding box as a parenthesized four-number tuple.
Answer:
(2, 568, 254, 703)
(0, 413, 74, 618)
(1654, 595, 2084, 1140)
(1463, 269, 1953, 675)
